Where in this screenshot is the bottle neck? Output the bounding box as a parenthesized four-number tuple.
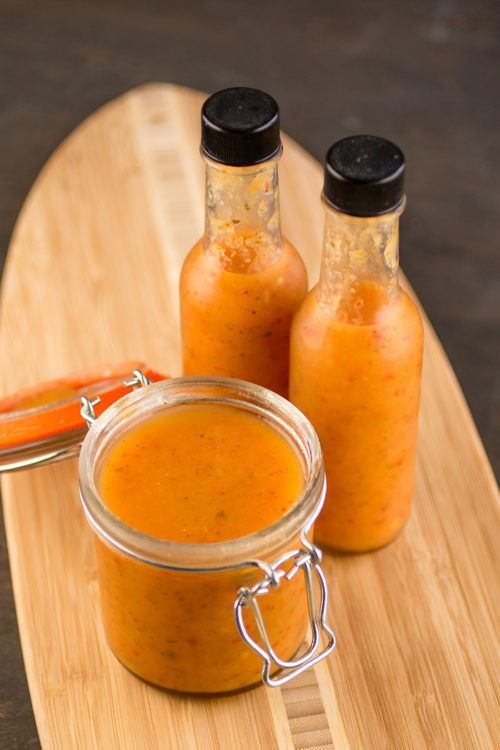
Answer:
(203, 155, 282, 272)
(318, 201, 403, 323)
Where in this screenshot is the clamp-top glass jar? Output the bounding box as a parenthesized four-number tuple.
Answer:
(79, 376, 334, 693)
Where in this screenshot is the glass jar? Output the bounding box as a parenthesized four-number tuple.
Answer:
(79, 376, 335, 693)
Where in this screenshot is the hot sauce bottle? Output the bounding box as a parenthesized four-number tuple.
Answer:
(180, 88, 307, 396)
(290, 136, 424, 553)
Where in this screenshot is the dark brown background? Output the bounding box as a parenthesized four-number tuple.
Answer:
(1, 1, 498, 746)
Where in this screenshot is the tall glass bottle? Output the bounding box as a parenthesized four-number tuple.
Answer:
(180, 88, 307, 397)
(290, 136, 424, 553)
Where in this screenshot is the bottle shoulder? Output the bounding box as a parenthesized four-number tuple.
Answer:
(181, 235, 307, 282)
(293, 283, 424, 340)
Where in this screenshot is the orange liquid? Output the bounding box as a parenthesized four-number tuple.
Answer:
(96, 403, 308, 692)
(180, 238, 307, 396)
(100, 404, 303, 541)
(290, 281, 423, 552)
(15, 387, 77, 409)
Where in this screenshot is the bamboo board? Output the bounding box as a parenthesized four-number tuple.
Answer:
(0, 83, 498, 750)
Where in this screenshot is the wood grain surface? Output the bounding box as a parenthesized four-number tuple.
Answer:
(0, 83, 498, 749)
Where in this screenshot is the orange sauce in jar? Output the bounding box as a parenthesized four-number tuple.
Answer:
(181, 238, 307, 397)
(95, 402, 310, 692)
(290, 280, 423, 552)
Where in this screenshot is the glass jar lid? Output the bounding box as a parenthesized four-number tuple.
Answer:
(0, 362, 165, 472)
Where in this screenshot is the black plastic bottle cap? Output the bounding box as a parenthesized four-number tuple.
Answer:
(201, 87, 281, 167)
(323, 135, 405, 217)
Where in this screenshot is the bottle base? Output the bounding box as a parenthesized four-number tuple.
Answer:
(314, 518, 409, 555)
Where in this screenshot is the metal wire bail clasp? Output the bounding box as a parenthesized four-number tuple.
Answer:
(234, 543, 336, 687)
(80, 396, 100, 428)
(80, 369, 152, 428)
(122, 369, 152, 390)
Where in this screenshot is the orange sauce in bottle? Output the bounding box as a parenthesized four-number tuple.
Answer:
(96, 402, 309, 692)
(181, 237, 306, 396)
(291, 281, 423, 552)
(180, 88, 307, 396)
(290, 136, 423, 553)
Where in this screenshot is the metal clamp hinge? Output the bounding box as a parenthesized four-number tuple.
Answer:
(80, 369, 152, 428)
(234, 544, 336, 687)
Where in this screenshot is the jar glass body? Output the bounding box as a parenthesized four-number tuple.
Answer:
(79, 377, 325, 693)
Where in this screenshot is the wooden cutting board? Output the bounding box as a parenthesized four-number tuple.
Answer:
(0, 83, 498, 750)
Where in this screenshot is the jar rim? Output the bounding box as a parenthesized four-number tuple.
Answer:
(79, 376, 325, 571)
